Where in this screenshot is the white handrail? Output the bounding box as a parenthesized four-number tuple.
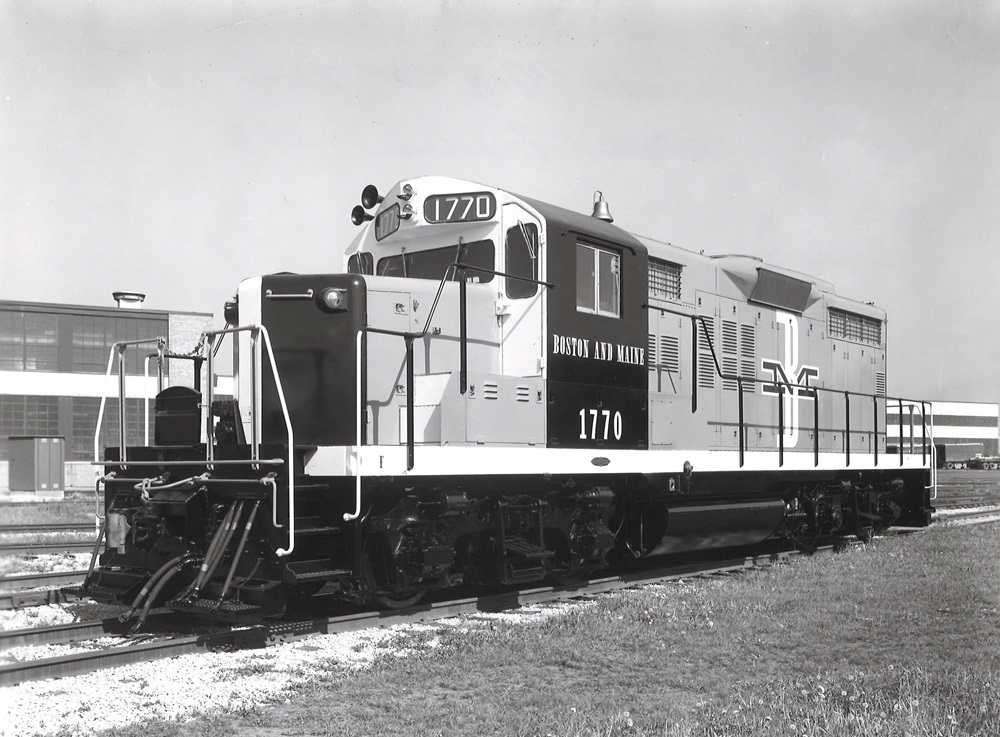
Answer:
(928, 404, 938, 500)
(205, 324, 296, 556)
(94, 337, 163, 520)
(344, 329, 364, 522)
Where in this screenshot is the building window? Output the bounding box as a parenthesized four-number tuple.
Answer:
(25, 313, 59, 370)
(505, 222, 539, 299)
(0, 311, 24, 370)
(0, 395, 60, 460)
(828, 308, 882, 346)
(0, 311, 58, 371)
(71, 315, 167, 374)
(576, 242, 620, 317)
(71, 396, 151, 460)
(649, 258, 682, 301)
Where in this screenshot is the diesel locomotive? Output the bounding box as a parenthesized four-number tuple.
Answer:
(76, 176, 935, 624)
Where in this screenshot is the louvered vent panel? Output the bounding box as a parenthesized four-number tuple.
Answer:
(660, 335, 680, 374)
(876, 372, 886, 397)
(722, 321, 738, 354)
(740, 324, 756, 393)
(697, 317, 716, 389)
(516, 385, 531, 402)
(483, 382, 499, 400)
(722, 356, 739, 391)
(647, 333, 658, 371)
(721, 320, 738, 391)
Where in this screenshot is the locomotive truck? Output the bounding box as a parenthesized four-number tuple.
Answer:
(75, 176, 935, 623)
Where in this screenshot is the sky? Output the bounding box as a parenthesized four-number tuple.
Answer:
(1, 0, 998, 402)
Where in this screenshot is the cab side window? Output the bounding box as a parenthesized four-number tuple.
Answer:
(348, 252, 373, 275)
(505, 222, 539, 299)
(576, 242, 620, 317)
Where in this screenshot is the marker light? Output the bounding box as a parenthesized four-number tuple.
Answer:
(400, 203, 415, 220)
(397, 183, 414, 201)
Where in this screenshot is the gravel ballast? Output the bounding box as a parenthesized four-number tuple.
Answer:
(0, 601, 581, 737)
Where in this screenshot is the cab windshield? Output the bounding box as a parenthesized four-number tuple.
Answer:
(376, 240, 495, 283)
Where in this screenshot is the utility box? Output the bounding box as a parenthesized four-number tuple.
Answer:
(8, 436, 65, 495)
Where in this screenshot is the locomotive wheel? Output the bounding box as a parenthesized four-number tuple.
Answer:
(362, 535, 426, 610)
(376, 590, 426, 609)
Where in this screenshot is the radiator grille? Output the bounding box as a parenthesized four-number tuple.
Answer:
(648, 259, 682, 301)
(697, 317, 716, 389)
(829, 308, 883, 346)
(739, 323, 756, 393)
(660, 335, 680, 374)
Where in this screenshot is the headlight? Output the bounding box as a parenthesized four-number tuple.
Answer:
(318, 287, 348, 313)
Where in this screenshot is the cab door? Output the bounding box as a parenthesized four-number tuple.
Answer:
(499, 203, 545, 376)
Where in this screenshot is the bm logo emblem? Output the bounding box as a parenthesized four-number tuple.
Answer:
(761, 311, 819, 448)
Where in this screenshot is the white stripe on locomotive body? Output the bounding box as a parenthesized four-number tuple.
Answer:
(303, 444, 928, 478)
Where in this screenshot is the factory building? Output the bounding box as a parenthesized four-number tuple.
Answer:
(887, 400, 1000, 468)
(0, 296, 216, 495)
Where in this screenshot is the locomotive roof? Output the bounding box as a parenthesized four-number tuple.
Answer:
(346, 176, 883, 316)
(515, 193, 647, 255)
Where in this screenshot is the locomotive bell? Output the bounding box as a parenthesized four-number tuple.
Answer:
(591, 191, 614, 223)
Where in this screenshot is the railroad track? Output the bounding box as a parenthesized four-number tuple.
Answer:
(0, 523, 96, 534)
(0, 542, 99, 556)
(933, 504, 1000, 526)
(0, 549, 804, 687)
(0, 571, 88, 610)
(3, 507, 998, 686)
(933, 495, 986, 508)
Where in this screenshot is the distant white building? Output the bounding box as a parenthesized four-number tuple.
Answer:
(887, 400, 1000, 467)
(0, 298, 219, 494)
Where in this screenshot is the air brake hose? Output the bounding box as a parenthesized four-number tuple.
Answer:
(188, 501, 239, 596)
(195, 501, 245, 598)
(83, 518, 108, 591)
(216, 500, 261, 607)
(174, 502, 236, 603)
(119, 553, 190, 622)
(131, 558, 199, 634)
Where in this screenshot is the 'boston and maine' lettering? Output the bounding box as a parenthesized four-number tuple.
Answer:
(553, 334, 645, 366)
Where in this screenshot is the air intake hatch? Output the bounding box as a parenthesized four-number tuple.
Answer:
(749, 268, 813, 313)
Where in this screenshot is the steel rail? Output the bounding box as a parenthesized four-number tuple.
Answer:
(0, 524, 96, 534)
(0, 571, 89, 610)
(0, 570, 88, 591)
(0, 626, 268, 687)
(933, 505, 1000, 525)
(0, 542, 98, 556)
(0, 551, 806, 687)
(1, 617, 133, 651)
(0, 588, 84, 611)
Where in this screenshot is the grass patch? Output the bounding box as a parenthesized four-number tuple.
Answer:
(0, 500, 96, 526)
(48, 523, 1000, 736)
